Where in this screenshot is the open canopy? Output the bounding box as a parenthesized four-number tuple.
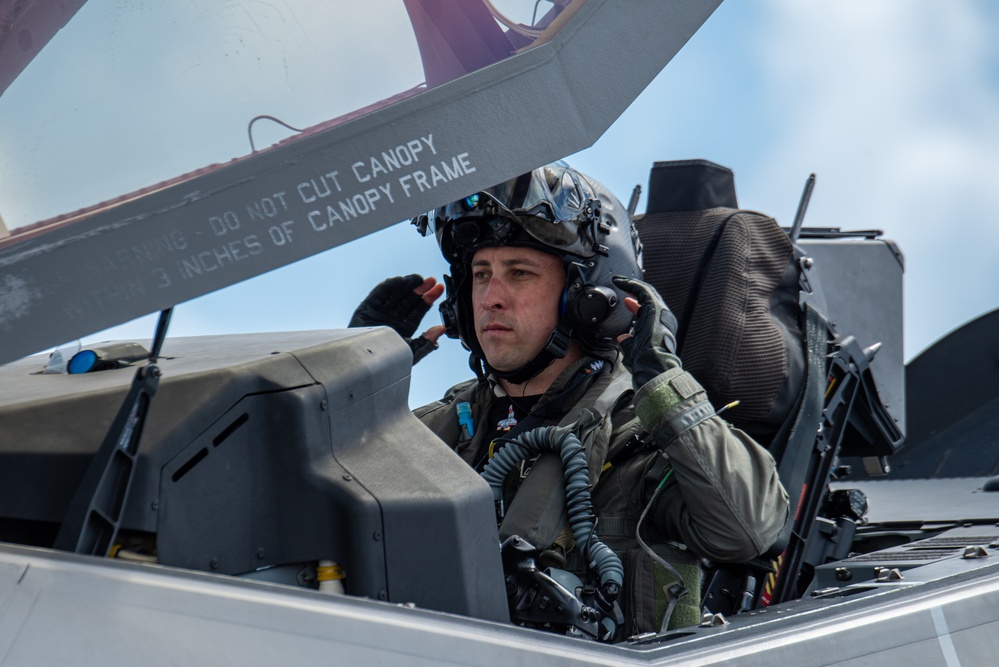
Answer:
(0, 0, 721, 365)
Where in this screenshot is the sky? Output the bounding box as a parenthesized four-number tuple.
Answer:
(6, 0, 999, 409)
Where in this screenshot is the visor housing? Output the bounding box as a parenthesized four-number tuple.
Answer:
(424, 162, 600, 261)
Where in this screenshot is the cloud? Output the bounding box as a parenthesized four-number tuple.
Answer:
(747, 0, 999, 357)
(0, 1, 425, 228)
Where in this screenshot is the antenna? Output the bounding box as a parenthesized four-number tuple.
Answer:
(150, 307, 173, 361)
(788, 173, 816, 243)
(54, 307, 174, 556)
(627, 184, 642, 217)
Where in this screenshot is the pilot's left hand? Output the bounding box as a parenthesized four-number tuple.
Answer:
(613, 277, 712, 449)
(350, 274, 446, 364)
(612, 276, 679, 386)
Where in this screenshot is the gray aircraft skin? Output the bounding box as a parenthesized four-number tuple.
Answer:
(2, 1, 999, 665)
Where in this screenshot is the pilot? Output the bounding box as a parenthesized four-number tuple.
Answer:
(350, 162, 788, 636)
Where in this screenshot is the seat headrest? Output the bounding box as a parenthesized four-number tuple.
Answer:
(646, 159, 738, 213)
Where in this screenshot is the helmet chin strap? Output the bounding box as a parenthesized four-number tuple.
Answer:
(480, 319, 573, 386)
(484, 351, 554, 386)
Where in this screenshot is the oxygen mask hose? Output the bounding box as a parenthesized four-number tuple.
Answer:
(481, 426, 624, 599)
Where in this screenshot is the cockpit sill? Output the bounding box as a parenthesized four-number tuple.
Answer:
(1, 521, 998, 662)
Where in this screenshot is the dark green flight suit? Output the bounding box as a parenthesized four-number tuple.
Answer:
(415, 356, 788, 634)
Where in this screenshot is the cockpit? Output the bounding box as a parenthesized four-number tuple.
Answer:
(2, 2, 999, 664)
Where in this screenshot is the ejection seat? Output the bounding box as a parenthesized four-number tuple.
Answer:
(632, 160, 903, 615)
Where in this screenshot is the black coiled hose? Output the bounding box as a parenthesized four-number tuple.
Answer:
(481, 426, 624, 598)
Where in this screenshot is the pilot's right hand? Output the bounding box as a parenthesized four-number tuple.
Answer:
(350, 274, 445, 364)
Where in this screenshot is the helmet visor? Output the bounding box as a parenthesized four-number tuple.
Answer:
(431, 162, 597, 260)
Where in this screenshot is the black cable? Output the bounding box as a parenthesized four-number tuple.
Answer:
(247, 115, 305, 153)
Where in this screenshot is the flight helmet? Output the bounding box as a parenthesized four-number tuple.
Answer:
(414, 162, 643, 383)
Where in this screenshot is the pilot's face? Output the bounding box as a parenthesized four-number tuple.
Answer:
(470, 245, 565, 373)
